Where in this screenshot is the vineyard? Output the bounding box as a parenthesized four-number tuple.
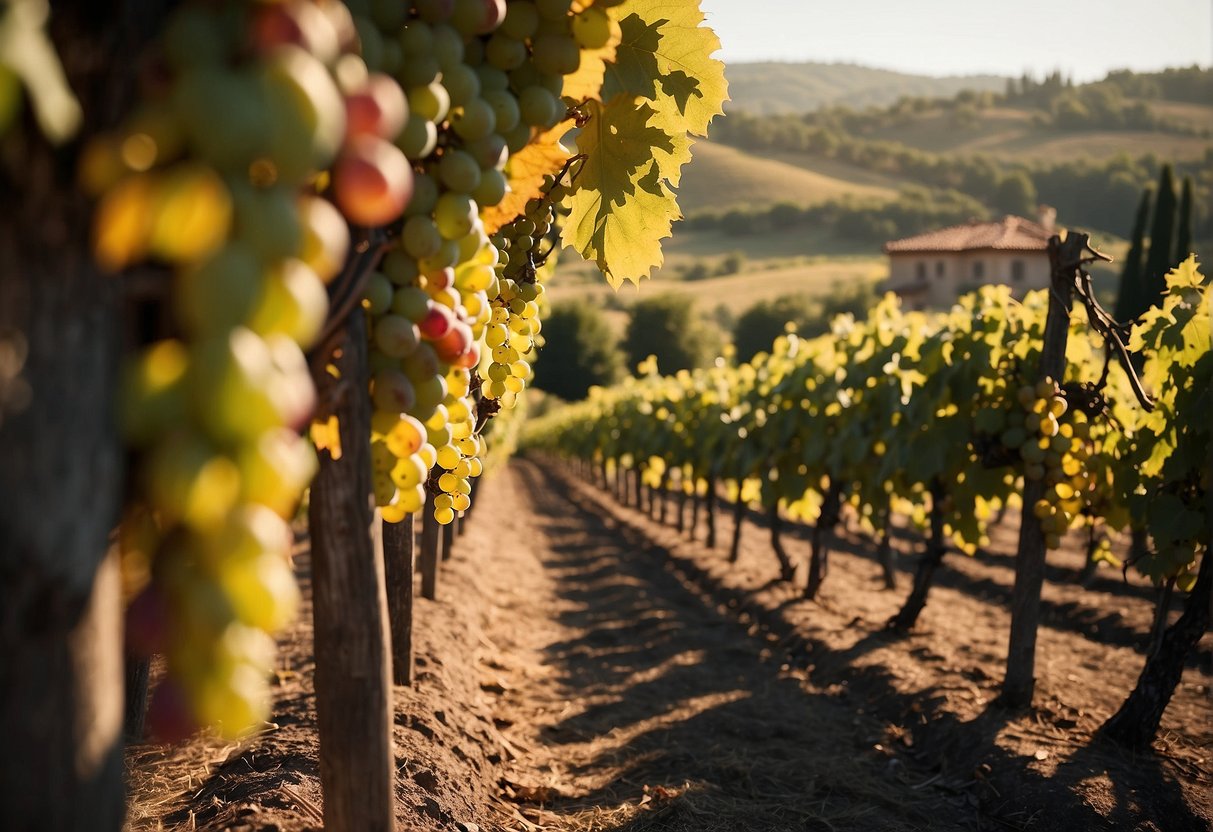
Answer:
(0, 0, 1209, 830)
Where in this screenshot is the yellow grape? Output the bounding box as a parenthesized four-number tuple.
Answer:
(218, 551, 300, 632)
(436, 443, 461, 469)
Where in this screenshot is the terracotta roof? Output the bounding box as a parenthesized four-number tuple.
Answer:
(883, 216, 1051, 254)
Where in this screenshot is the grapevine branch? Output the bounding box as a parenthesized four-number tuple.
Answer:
(1059, 236, 1155, 412)
(533, 153, 587, 268)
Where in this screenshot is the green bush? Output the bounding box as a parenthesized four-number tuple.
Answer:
(532, 300, 624, 402)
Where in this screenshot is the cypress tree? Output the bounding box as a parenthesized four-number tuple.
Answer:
(1113, 186, 1153, 324)
(1175, 176, 1193, 267)
(1141, 164, 1177, 309)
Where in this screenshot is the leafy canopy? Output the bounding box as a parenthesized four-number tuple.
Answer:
(561, 0, 727, 287)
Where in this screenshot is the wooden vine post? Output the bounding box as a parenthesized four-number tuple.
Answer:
(0, 3, 167, 822)
(441, 516, 455, 562)
(1002, 233, 1083, 707)
(308, 312, 395, 832)
(382, 516, 416, 686)
(419, 496, 441, 600)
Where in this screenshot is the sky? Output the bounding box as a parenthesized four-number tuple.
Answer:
(699, 0, 1213, 81)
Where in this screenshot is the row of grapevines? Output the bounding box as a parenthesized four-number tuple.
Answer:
(527, 267, 1208, 606)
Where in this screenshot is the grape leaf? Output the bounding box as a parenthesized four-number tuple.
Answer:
(562, 95, 678, 286)
(480, 120, 573, 235)
(600, 0, 727, 137)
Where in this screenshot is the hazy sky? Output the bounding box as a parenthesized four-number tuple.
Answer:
(700, 0, 1213, 80)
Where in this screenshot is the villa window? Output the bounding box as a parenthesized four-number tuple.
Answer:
(972, 260, 985, 280)
(935, 261, 945, 278)
(916, 261, 927, 281)
(1011, 259, 1025, 282)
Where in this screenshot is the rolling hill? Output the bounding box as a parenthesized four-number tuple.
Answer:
(675, 141, 900, 215)
(723, 62, 1007, 115)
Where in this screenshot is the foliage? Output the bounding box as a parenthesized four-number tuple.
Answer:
(684, 186, 989, 244)
(1113, 187, 1154, 323)
(1123, 256, 1212, 589)
(532, 300, 624, 402)
(710, 109, 1212, 240)
(1142, 164, 1178, 305)
(561, 0, 728, 285)
(621, 292, 717, 373)
(732, 282, 878, 362)
(531, 273, 1209, 588)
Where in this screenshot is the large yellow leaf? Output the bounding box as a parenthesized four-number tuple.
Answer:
(562, 96, 679, 288)
(600, 0, 728, 138)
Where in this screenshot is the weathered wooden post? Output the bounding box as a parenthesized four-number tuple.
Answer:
(309, 315, 395, 831)
(382, 516, 416, 686)
(1002, 234, 1082, 707)
(419, 497, 441, 601)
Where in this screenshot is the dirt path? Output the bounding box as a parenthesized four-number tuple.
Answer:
(126, 458, 1212, 831)
(523, 459, 1211, 832)
(468, 462, 971, 831)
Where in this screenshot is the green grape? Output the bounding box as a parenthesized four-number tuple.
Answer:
(434, 192, 477, 239)
(363, 271, 394, 315)
(531, 34, 579, 76)
(486, 33, 528, 71)
(398, 52, 441, 89)
(451, 97, 497, 141)
(397, 115, 438, 160)
(441, 63, 482, 107)
(437, 149, 483, 192)
(407, 81, 450, 122)
(572, 6, 612, 49)
(403, 215, 443, 258)
(518, 85, 559, 127)
(536, 0, 573, 20)
(501, 0, 539, 39)
(430, 24, 465, 68)
(477, 64, 510, 91)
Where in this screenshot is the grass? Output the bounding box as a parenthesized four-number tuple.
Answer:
(549, 250, 887, 334)
(676, 141, 897, 216)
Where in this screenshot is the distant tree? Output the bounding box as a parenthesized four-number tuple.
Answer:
(1113, 186, 1154, 324)
(717, 251, 746, 276)
(1175, 176, 1193, 262)
(733, 295, 819, 362)
(622, 294, 717, 373)
(994, 171, 1038, 216)
(532, 301, 624, 401)
(732, 283, 878, 362)
(1142, 164, 1178, 306)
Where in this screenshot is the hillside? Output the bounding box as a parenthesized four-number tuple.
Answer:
(860, 102, 1213, 162)
(724, 62, 1007, 115)
(675, 141, 899, 215)
(707, 69, 1213, 239)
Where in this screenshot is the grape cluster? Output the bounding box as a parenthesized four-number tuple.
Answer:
(979, 376, 1093, 550)
(90, 0, 414, 741)
(349, 0, 600, 524)
(485, 181, 568, 403)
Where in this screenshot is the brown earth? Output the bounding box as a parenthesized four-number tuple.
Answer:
(125, 457, 1213, 831)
